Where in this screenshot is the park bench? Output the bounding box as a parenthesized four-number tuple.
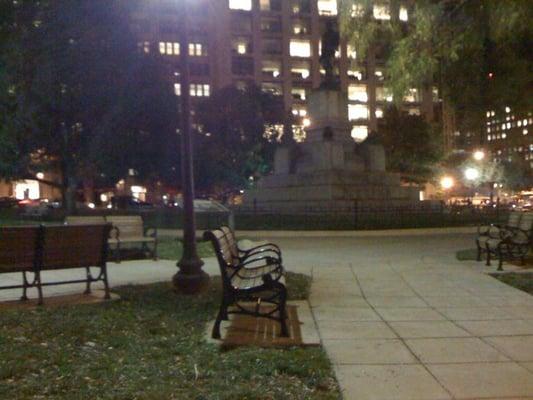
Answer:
(485, 212, 533, 270)
(65, 215, 158, 262)
(204, 227, 288, 339)
(0, 224, 112, 305)
(476, 211, 522, 261)
(220, 226, 282, 265)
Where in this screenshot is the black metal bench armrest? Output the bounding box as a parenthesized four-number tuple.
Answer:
(109, 226, 120, 240)
(240, 248, 282, 263)
(240, 255, 281, 268)
(239, 242, 281, 255)
(144, 226, 158, 238)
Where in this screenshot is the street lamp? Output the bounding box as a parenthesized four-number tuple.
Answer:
(440, 176, 455, 190)
(473, 150, 485, 161)
(464, 167, 480, 181)
(173, 1, 209, 294)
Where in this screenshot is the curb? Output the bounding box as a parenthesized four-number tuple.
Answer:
(159, 226, 477, 239)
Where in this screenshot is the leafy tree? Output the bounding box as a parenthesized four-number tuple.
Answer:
(377, 106, 443, 182)
(0, 0, 179, 211)
(193, 85, 284, 196)
(339, 0, 533, 135)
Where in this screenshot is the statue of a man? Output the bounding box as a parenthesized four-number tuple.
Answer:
(320, 21, 340, 87)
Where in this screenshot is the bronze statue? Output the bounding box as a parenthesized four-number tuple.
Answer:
(320, 21, 340, 88)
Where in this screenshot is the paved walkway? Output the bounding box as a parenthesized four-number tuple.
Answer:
(1, 231, 532, 399)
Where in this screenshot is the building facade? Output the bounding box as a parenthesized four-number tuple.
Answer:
(131, 0, 437, 142)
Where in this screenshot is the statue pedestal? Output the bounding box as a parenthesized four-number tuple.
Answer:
(243, 88, 420, 211)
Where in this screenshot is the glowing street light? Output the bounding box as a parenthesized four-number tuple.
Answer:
(440, 176, 454, 190)
(464, 167, 480, 181)
(473, 150, 485, 161)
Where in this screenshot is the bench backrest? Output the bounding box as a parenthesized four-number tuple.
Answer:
(517, 212, 533, 234)
(220, 226, 239, 260)
(105, 215, 144, 238)
(65, 216, 107, 225)
(0, 226, 41, 273)
(507, 212, 522, 229)
(204, 228, 239, 285)
(40, 224, 111, 270)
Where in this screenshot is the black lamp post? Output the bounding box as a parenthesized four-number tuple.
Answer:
(172, 2, 209, 294)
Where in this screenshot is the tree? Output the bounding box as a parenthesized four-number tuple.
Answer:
(0, 0, 179, 211)
(339, 0, 533, 135)
(193, 85, 285, 196)
(377, 106, 443, 182)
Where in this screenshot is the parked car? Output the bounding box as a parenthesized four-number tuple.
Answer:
(111, 195, 154, 211)
(0, 197, 19, 209)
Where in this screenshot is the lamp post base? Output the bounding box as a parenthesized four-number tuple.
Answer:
(173, 261, 210, 295)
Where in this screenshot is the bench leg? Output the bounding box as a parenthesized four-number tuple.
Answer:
(20, 271, 29, 301)
(36, 270, 43, 306)
(476, 241, 482, 262)
(278, 285, 289, 337)
(84, 267, 92, 295)
(497, 246, 504, 271)
(485, 245, 491, 266)
(115, 243, 121, 263)
(102, 264, 111, 300)
(152, 240, 158, 261)
(212, 297, 229, 339)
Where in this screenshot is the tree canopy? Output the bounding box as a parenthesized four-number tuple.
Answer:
(339, 0, 533, 133)
(0, 0, 179, 209)
(193, 85, 285, 196)
(377, 106, 443, 182)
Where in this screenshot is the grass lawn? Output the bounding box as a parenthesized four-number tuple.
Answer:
(491, 273, 533, 295)
(0, 276, 338, 399)
(158, 237, 215, 260)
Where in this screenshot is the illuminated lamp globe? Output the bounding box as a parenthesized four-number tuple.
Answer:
(473, 150, 485, 161)
(464, 167, 480, 181)
(440, 176, 454, 190)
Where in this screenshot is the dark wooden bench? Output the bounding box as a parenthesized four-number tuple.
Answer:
(476, 211, 522, 261)
(65, 215, 157, 262)
(0, 224, 112, 304)
(486, 212, 533, 271)
(204, 227, 288, 339)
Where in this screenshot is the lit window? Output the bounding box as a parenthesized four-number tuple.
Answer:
(138, 41, 150, 54)
(408, 108, 420, 116)
(373, 4, 390, 20)
(262, 82, 283, 95)
(502, 133, 507, 139)
(348, 84, 368, 102)
(318, 0, 337, 16)
(291, 88, 306, 100)
(375, 108, 384, 118)
(174, 83, 181, 96)
(348, 69, 363, 80)
(524, 129, 528, 135)
(505, 106, 511, 113)
(404, 88, 418, 102)
(351, 125, 368, 142)
(347, 45, 357, 60)
(486, 111, 491, 118)
(190, 84, 210, 97)
(375, 69, 384, 80)
(376, 87, 393, 102)
(262, 60, 281, 78)
(229, 0, 252, 11)
(290, 40, 311, 57)
(189, 43, 205, 57)
(348, 104, 369, 120)
(399, 6, 408, 21)
(291, 65, 310, 79)
(351, 3, 365, 17)
(159, 42, 180, 56)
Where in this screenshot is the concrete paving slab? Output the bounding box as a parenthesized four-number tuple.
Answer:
(313, 306, 381, 322)
(375, 307, 447, 322)
(324, 338, 418, 365)
(439, 306, 523, 321)
(405, 337, 510, 363)
(427, 362, 533, 399)
(456, 320, 533, 336)
(318, 321, 398, 340)
(365, 296, 428, 308)
(485, 336, 533, 362)
(309, 294, 369, 308)
(334, 364, 452, 400)
(390, 321, 472, 339)
(521, 362, 533, 373)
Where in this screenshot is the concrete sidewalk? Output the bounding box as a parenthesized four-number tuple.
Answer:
(1, 232, 532, 399)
